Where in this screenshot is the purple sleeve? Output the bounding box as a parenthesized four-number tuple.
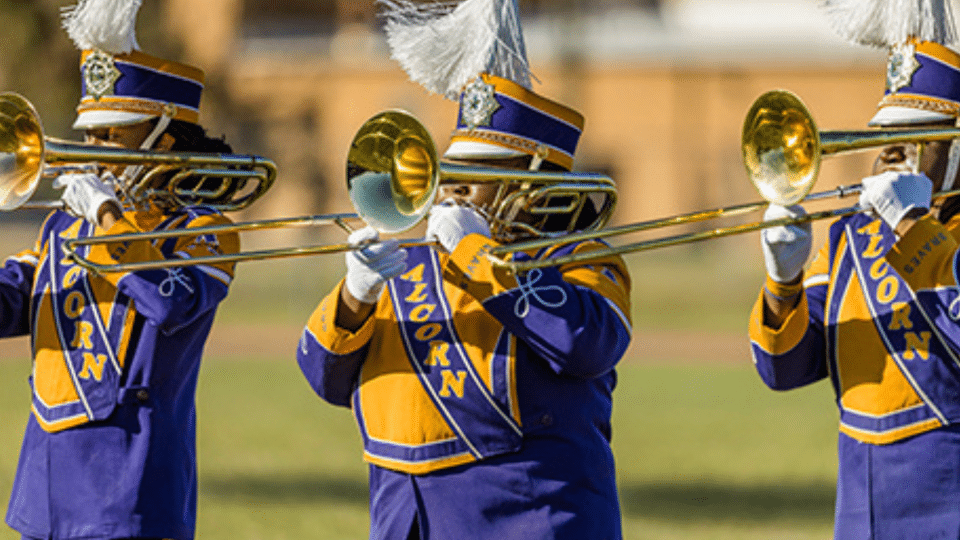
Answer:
(481, 264, 632, 379)
(0, 254, 36, 337)
(750, 283, 829, 391)
(112, 266, 231, 334)
(296, 326, 366, 407)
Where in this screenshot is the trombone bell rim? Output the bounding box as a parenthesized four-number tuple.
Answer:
(741, 89, 821, 206)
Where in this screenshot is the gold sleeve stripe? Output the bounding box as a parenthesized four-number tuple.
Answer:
(8, 251, 38, 266)
(31, 405, 88, 433)
(364, 450, 476, 475)
(839, 417, 942, 445)
(748, 289, 810, 354)
(180, 257, 233, 286)
(804, 273, 829, 288)
(305, 281, 376, 354)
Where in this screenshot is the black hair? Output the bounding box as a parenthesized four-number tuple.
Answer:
(163, 119, 233, 154)
(938, 195, 960, 223)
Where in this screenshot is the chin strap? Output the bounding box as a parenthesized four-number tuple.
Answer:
(528, 144, 548, 171)
(117, 112, 173, 202)
(943, 118, 960, 193)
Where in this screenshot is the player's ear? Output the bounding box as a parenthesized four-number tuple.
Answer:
(155, 133, 176, 152)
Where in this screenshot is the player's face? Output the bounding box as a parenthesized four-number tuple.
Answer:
(437, 156, 530, 217)
(872, 121, 956, 191)
(85, 121, 156, 177)
(85, 121, 155, 150)
(436, 182, 502, 211)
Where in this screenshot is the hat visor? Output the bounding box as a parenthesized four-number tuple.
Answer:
(443, 140, 526, 161)
(73, 110, 156, 130)
(868, 105, 954, 127)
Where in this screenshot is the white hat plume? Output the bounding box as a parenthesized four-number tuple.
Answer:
(820, 0, 958, 47)
(62, 0, 142, 54)
(378, 0, 531, 100)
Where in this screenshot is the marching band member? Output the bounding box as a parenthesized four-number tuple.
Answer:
(1, 1, 240, 539)
(750, 1, 960, 537)
(297, 1, 632, 538)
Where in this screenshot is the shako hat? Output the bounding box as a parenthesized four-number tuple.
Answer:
(821, 0, 960, 126)
(379, 0, 584, 170)
(63, 0, 205, 130)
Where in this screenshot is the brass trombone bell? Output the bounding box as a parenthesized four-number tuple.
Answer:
(742, 89, 960, 206)
(346, 109, 439, 234)
(0, 92, 277, 212)
(482, 89, 960, 272)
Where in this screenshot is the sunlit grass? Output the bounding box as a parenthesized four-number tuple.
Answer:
(0, 358, 838, 540)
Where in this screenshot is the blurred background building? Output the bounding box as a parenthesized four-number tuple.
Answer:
(1, 0, 887, 247)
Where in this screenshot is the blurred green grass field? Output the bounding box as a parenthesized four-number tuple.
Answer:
(0, 220, 840, 539)
(0, 361, 838, 540)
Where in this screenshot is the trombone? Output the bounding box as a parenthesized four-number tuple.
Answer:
(484, 89, 960, 271)
(51, 90, 960, 275)
(61, 109, 615, 273)
(0, 92, 277, 212)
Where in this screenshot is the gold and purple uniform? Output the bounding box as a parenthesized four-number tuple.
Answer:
(750, 212, 960, 538)
(298, 233, 632, 539)
(0, 206, 238, 540)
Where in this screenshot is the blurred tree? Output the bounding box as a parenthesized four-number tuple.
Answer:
(0, 0, 79, 138)
(0, 0, 192, 138)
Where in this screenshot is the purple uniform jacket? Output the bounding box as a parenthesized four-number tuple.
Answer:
(0, 207, 238, 540)
(298, 233, 633, 539)
(749, 213, 960, 538)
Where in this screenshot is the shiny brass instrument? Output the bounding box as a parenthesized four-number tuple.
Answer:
(0, 92, 277, 212)
(347, 109, 617, 239)
(32, 90, 960, 274)
(483, 89, 960, 272)
(61, 109, 618, 273)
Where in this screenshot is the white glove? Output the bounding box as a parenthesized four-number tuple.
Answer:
(344, 226, 407, 304)
(53, 172, 120, 225)
(858, 171, 932, 230)
(425, 201, 491, 253)
(761, 204, 812, 284)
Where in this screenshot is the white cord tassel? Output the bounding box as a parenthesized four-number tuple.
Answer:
(379, 0, 531, 100)
(820, 0, 958, 47)
(62, 0, 142, 54)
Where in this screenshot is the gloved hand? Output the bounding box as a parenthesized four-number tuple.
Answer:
(425, 200, 491, 253)
(344, 226, 407, 304)
(858, 171, 932, 230)
(53, 172, 120, 226)
(761, 204, 812, 284)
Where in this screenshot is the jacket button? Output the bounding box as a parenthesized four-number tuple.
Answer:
(540, 414, 553, 426)
(136, 389, 150, 403)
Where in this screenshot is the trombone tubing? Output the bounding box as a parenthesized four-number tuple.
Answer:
(63, 213, 359, 273)
(63, 213, 441, 274)
(45, 138, 277, 174)
(819, 128, 960, 155)
(438, 161, 614, 186)
(488, 182, 865, 262)
(489, 185, 960, 272)
(61, 184, 958, 274)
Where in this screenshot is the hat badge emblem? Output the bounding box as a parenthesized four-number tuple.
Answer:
(83, 50, 121, 101)
(460, 77, 500, 130)
(887, 42, 921, 93)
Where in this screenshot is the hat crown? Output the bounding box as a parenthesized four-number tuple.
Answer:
(870, 38, 960, 126)
(63, 0, 205, 129)
(446, 73, 584, 171)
